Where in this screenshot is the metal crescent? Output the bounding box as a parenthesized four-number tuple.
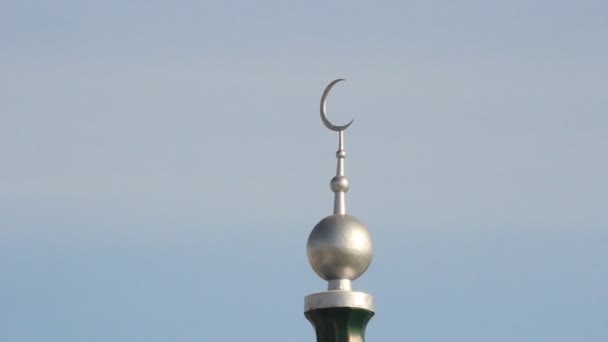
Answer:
(320, 79, 354, 131)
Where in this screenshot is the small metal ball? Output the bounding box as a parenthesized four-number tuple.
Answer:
(336, 150, 347, 158)
(307, 214, 373, 281)
(330, 176, 350, 193)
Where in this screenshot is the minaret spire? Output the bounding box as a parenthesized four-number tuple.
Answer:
(305, 79, 375, 342)
(320, 78, 353, 216)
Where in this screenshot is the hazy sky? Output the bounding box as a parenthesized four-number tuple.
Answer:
(1, 1, 607, 341)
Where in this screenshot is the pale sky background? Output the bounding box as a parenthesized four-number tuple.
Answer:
(1, 1, 607, 341)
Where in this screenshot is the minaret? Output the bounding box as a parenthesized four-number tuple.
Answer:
(305, 79, 374, 342)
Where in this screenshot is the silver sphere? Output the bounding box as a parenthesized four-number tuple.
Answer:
(307, 214, 373, 281)
(330, 176, 350, 193)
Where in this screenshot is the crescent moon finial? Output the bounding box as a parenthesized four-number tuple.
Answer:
(320, 79, 354, 132)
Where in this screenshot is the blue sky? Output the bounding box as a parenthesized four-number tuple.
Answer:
(1, 1, 607, 341)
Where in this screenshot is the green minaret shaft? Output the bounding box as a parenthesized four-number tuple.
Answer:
(305, 307, 374, 342)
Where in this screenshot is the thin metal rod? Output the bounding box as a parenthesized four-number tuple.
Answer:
(337, 131, 344, 176)
(334, 131, 346, 215)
